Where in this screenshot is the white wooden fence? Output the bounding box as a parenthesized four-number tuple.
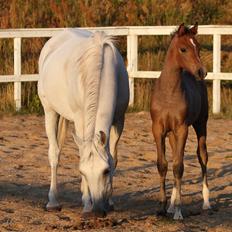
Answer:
(0, 25, 232, 113)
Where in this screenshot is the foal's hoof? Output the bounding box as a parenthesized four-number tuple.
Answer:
(46, 202, 62, 211)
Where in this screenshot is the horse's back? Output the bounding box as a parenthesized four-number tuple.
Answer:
(38, 29, 96, 119)
(38, 29, 128, 123)
(39, 29, 92, 71)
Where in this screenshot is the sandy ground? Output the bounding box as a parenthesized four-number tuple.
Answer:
(0, 112, 231, 232)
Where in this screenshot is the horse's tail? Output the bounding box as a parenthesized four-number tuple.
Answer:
(56, 116, 68, 150)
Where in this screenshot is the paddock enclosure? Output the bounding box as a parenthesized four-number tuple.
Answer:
(0, 112, 231, 231)
(1, 26, 232, 113)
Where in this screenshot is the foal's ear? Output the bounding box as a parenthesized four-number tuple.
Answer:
(99, 131, 107, 147)
(177, 23, 186, 37)
(190, 22, 198, 35)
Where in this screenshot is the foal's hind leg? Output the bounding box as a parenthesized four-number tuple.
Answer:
(152, 124, 168, 215)
(45, 109, 61, 211)
(193, 122, 211, 210)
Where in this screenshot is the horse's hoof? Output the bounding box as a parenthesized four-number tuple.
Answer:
(81, 211, 95, 219)
(46, 202, 62, 211)
(173, 208, 183, 220)
(202, 207, 214, 216)
(108, 204, 114, 212)
(156, 208, 167, 216)
(94, 210, 107, 218)
(81, 210, 106, 219)
(167, 205, 175, 214)
(202, 202, 211, 210)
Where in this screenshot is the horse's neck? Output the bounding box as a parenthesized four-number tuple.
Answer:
(159, 50, 182, 94)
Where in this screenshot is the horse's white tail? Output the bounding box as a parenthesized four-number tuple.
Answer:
(57, 116, 68, 150)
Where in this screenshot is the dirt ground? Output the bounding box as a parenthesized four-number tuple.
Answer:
(0, 112, 231, 232)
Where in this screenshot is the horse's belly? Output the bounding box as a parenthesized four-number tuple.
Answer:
(38, 61, 77, 121)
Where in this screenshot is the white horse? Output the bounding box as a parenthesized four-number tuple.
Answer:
(38, 29, 129, 217)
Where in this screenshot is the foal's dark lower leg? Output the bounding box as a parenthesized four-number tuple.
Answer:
(157, 153, 168, 214)
(153, 127, 168, 215)
(193, 123, 210, 209)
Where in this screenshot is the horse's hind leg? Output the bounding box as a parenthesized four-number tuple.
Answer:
(44, 109, 61, 211)
(193, 122, 211, 210)
(110, 117, 125, 170)
(108, 117, 125, 210)
(152, 124, 168, 216)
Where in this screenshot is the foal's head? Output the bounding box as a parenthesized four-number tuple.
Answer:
(170, 22, 207, 80)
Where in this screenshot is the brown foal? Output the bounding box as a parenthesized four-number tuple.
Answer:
(150, 23, 211, 220)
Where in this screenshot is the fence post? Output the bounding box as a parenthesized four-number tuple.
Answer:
(212, 34, 221, 114)
(14, 37, 21, 111)
(127, 34, 138, 106)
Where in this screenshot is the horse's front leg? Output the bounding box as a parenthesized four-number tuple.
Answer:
(172, 125, 188, 220)
(81, 175, 92, 214)
(153, 123, 168, 216)
(45, 110, 62, 211)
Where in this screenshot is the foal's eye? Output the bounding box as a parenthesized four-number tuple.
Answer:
(180, 48, 187, 53)
(103, 168, 110, 175)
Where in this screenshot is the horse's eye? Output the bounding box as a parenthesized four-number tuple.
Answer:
(180, 48, 187, 53)
(103, 168, 110, 175)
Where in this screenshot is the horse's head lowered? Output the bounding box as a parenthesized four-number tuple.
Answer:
(74, 131, 113, 217)
(171, 22, 207, 80)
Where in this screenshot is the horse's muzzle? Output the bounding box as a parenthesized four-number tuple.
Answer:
(92, 199, 108, 218)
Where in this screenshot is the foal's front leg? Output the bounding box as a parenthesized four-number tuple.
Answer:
(172, 125, 188, 220)
(153, 124, 168, 215)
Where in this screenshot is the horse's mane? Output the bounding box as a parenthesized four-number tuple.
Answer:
(76, 32, 116, 141)
(170, 25, 192, 39)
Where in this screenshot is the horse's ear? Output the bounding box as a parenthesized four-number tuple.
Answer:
(99, 131, 107, 147)
(190, 22, 198, 35)
(177, 23, 186, 37)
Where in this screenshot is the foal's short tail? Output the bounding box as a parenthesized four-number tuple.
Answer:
(57, 116, 68, 150)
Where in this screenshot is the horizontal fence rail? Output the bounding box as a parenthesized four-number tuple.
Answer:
(0, 25, 232, 113)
